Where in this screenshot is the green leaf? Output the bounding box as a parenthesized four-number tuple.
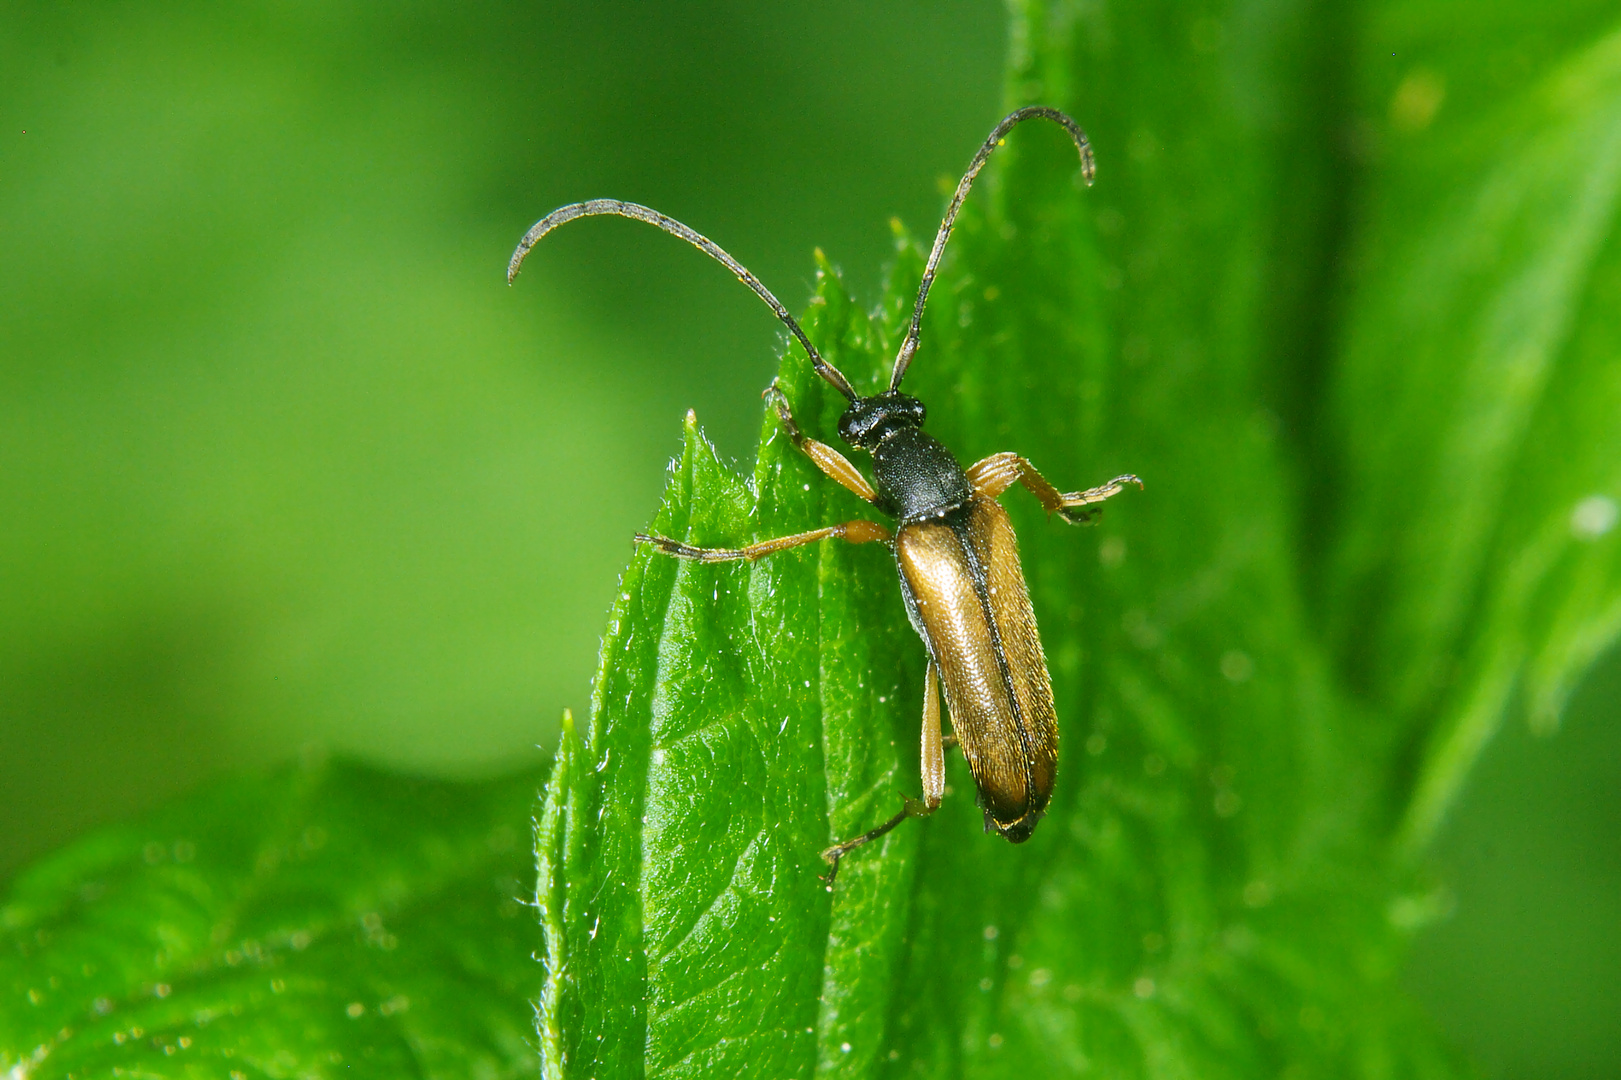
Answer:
(1325, 8, 1621, 853)
(539, 0, 1480, 1074)
(538, 247, 929, 1079)
(0, 758, 543, 1080)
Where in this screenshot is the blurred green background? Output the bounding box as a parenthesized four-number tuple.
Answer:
(0, 3, 1614, 1078)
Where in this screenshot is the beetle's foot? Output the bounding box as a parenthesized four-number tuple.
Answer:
(819, 799, 919, 886)
(1057, 474, 1141, 525)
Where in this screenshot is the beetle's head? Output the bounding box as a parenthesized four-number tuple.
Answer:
(837, 391, 926, 449)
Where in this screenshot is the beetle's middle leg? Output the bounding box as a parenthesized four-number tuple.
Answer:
(637, 518, 892, 562)
(821, 659, 945, 883)
(967, 452, 1141, 524)
(764, 382, 879, 503)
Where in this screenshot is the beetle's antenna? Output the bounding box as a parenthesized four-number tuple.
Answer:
(888, 107, 1095, 391)
(509, 199, 858, 402)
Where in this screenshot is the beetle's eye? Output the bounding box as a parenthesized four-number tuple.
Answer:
(837, 407, 863, 443)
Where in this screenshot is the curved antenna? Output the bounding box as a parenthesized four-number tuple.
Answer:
(509, 199, 857, 402)
(889, 106, 1095, 391)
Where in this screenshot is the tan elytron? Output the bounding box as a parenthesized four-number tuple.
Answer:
(897, 497, 1056, 839)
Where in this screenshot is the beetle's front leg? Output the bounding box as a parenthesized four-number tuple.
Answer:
(821, 659, 945, 884)
(764, 382, 879, 504)
(967, 452, 1141, 524)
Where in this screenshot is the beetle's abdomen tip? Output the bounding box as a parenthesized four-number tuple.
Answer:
(984, 808, 1045, 844)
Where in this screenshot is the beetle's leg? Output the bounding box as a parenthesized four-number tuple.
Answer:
(636, 518, 891, 563)
(764, 383, 878, 504)
(965, 452, 1025, 497)
(1051, 473, 1142, 524)
(821, 660, 944, 883)
(915, 659, 946, 811)
(967, 452, 1142, 524)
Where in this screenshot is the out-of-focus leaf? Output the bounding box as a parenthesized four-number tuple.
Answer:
(1325, 7, 1621, 852)
(0, 759, 542, 1080)
(538, 1, 1467, 1075)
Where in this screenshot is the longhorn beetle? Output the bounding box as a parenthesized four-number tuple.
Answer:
(509, 106, 1140, 882)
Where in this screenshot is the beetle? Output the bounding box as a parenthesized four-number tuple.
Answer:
(509, 106, 1139, 880)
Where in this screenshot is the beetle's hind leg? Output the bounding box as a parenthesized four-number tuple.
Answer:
(764, 382, 879, 504)
(967, 452, 1141, 524)
(821, 660, 945, 884)
(637, 518, 891, 562)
